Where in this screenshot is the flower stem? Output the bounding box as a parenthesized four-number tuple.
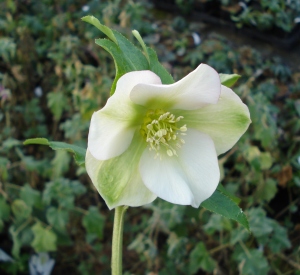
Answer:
(111, 205, 128, 275)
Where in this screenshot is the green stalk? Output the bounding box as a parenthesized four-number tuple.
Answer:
(111, 205, 128, 275)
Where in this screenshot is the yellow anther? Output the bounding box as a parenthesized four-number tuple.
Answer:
(140, 109, 187, 158)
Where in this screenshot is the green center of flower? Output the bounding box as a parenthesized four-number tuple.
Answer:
(140, 109, 187, 158)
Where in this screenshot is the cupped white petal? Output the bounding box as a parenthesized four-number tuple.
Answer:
(139, 129, 220, 207)
(176, 85, 251, 155)
(114, 70, 162, 99)
(139, 149, 194, 205)
(88, 70, 162, 160)
(177, 129, 220, 207)
(130, 64, 221, 110)
(86, 132, 157, 209)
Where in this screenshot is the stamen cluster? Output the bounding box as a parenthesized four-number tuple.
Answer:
(140, 109, 187, 158)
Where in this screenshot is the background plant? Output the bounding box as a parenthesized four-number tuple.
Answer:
(0, 0, 299, 274)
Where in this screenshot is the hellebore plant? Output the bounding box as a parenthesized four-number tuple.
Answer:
(86, 64, 250, 275)
(86, 64, 250, 209)
(24, 16, 251, 275)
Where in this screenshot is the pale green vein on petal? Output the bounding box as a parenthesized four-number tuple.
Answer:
(175, 86, 251, 155)
(86, 131, 156, 209)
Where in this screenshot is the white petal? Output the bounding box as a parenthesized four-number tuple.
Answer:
(130, 64, 221, 110)
(139, 129, 220, 207)
(177, 129, 220, 207)
(88, 70, 162, 160)
(86, 132, 157, 209)
(139, 149, 194, 205)
(114, 70, 162, 99)
(178, 85, 251, 155)
(88, 112, 136, 160)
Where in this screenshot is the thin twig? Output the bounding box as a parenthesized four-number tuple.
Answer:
(277, 253, 300, 270)
(209, 243, 231, 254)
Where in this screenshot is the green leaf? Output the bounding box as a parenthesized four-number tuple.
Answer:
(219, 73, 241, 87)
(81, 15, 117, 44)
(51, 150, 71, 179)
(189, 242, 216, 274)
(217, 184, 241, 204)
(42, 179, 75, 209)
(47, 91, 68, 121)
(259, 152, 273, 170)
(95, 37, 148, 94)
(147, 47, 174, 84)
(201, 190, 249, 230)
(11, 199, 32, 221)
(248, 208, 273, 238)
(2, 138, 21, 149)
(20, 184, 42, 208)
(82, 206, 105, 242)
(31, 222, 57, 252)
(204, 213, 232, 235)
(23, 138, 86, 167)
(234, 248, 270, 275)
(132, 30, 150, 63)
(268, 221, 291, 253)
(82, 15, 173, 94)
(254, 178, 277, 202)
(230, 227, 249, 245)
(70, 181, 87, 196)
(247, 208, 291, 252)
(46, 207, 69, 232)
(0, 196, 10, 221)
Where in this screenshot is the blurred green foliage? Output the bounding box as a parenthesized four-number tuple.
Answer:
(0, 0, 299, 274)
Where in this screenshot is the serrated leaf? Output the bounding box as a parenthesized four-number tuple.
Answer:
(217, 184, 241, 204)
(230, 227, 249, 245)
(95, 37, 148, 94)
(247, 208, 290, 252)
(46, 207, 69, 232)
(255, 178, 277, 202)
(31, 223, 57, 252)
(20, 184, 42, 208)
(268, 221, 291, 253)
(81, 15, 117, 44)
(204, 213, 232, 234)
(47, 91, 67, 121)
(219, 73, 241, 87)
(11, 199, 32, 221)
(147, 47, 174, 84)
(189, 242, 216, 274)
(82, 206, 105, 241)
(42, 179, 75, 209)
(234, 248, 269, 275)
(51, 150, 70, 179)
(248, 208, 273, 238)
(259, 152, 273, 170)
(23, 138, 86, 167)
(201, 190, 249, 230)
(82, 15, 174, 94)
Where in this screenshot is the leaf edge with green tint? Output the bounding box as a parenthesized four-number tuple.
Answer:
(23, 138, 86, 167)
(201, 190, 249, 230)
(220, 73, 241, 87)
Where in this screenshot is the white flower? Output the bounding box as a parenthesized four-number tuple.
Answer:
(86, 64, 251, 209)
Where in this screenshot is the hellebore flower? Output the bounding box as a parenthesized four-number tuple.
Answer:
(86, 64, 251, 209)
